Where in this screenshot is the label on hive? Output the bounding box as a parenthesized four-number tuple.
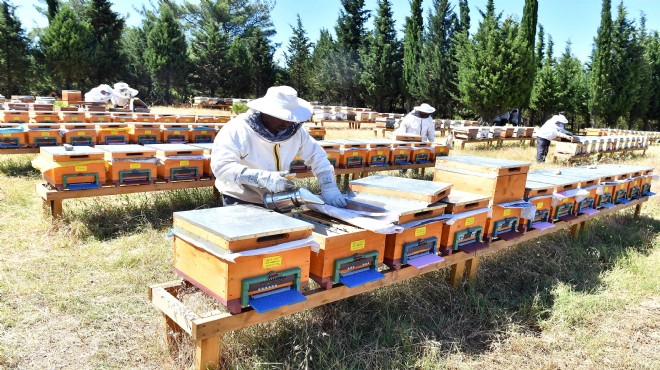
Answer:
(111, 130, 118, 135)
(201, 131, 207, 134)
(562, 198, 569, 203)
(75, 165, 87, 172)
(536, 202, 544, 209)
(377, 151, 383, 155)
(12, 116, 19, 120)
(350, 239, 366, 251)
(604, 187, 610, 192)
(41, 132, 50, 136)
(399, 150, 405, 154)
(130, 163, 141, 169)
(415, 227, 426, 236)
(174, 131, 180, 134)
(145, 130, 152, 134)
(620, 184, 626, 190)
(77, 132, 85, 136)
(466, 217, 475, 226)
(2, 134, 10, 137)
(503, 209, 511, 216)
(352, 152, 358, 156)
(262, 256, 282, 269)
(180, 160, 189, 166)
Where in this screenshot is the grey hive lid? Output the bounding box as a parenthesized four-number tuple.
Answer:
(349, 192, 446, 216)
(189, 143, 213, 150)
(440, 189, 491, 205)
(526, 173, 577, 187)
(532, 169, 601, 182)
(173, 206, 313, 241)
(350, 175, 452, 197)
(439, 155, 530, 168)
(96, 144, 157, 154)
(525, 180, 558, 190)
(40, 145, 105, 156)
(144, 143, 197, 152)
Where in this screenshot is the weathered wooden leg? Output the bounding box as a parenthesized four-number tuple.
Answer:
(50, 199, 63, 218)
(195, 335, 221, 370)
(465, 257, 481, 281)
(461, 142, 466, 150)
(634, 203, 643, 218)
(570, 223, 580, 239)
(579, 221, 588, 236)
(449, 260, 466, 288)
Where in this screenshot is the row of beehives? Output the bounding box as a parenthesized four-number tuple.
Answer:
(0, 108, 231, 124)
(555, 135, 650, 156)
(193, 97, 251, 105)
(312, 106, 389, 122)
(453, 126, 535, 140)
(585, 128, 660, 138)
(170, 156, 656, 314)
(0, 120, 230, 148)
(30, 138, 449, 191)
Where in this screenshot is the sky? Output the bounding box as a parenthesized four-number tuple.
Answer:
(14, 0, 660, 66)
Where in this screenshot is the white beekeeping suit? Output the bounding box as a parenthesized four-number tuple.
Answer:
(112, 82, 138, 107)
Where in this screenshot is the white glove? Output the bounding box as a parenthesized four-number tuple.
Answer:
(317, 171, 347, 207)
(238, 169, 295, 193)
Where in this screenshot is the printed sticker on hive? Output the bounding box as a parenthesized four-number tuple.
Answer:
(536, 202, 544, 209)
(563, 197, 569, 203)
(604, 187, 610, 192)
(180, 160, 189, 166)
(111, 130, 118, 135)
(466, 217, 475, 226)
(130, 163, 141, 169)
(41, 132, 50, 136)
(262, 256, 282, 269)
(77, 131, 85, 136)
(350, 239, 365, 251)
(414, 227, 426, 237)
(145, 130, 152, 134)
(75, 165, 87, 172)
(503, 209, 511, 216)
(352, 152, 358, 156)
(2, 133, 10, 137)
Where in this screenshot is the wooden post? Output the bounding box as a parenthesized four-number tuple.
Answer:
(449, 260, 466, 287)
(195, 335, 221, 370)
(579, 221, 588, 237)
(634, 203, 643, 218)
(569, 223, 580, 239)
(465, 257, 481, 281)
(50, 199, 63, 218)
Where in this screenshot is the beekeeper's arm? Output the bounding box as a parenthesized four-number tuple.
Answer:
(394, 114, 413, 134)
(299, 131, 347, 207)
(211, 127, 293, 193)
(424, 118, 435, 142)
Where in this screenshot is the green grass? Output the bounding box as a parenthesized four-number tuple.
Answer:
(0, 120, 658, 369)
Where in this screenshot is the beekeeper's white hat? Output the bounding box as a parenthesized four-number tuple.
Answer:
(247, 86, 313, 122)
(414, 103, 436, 114)
(554, 114, 568, 124)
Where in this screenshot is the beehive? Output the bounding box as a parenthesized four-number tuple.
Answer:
(360, 139, 392, 167)
(172, 206, 314, 314)
(410, 143, 434, 164)
(434, 156, 530, 204)
(439, 190, 490, 254)
(85, 112, 112, 123)
(189, 125, 216, 143)
(110, 113, 133, 123)
(60, 122, 97, 146)
(145, 143, 204, 182)
(58, 112, 84, 123)
(96, 123, 129, 145)
(131, 113, 155, 122)
(29, 111, 59, 123)
(176, 115, 196, 123)
(188, 143, 214, 178)
(332, 139, 367, 168)
(195, 115, 215, 124)
(317, 140, 342, 168)
(295, 211, 385, 289)
(128, 123, 160, 145)
(432, 143, 450, 157)
(0, 125, 27, 148)
(32, 146, 106, 190)
(350, 175, 452, 204)
(526, 173, 579, 221)
(61, 90, 82, 104)
(0, 110, 29, 123)
(554, 141, 585, 156)
(25, 123, 61, 147)
(453, 127, 479, 140)
(214, 115, 231, 123)
(160, 123, 190, 143)
(525, 194, 555, 230)
(485, 203, 525, 241)
(306, 125, 326, 141)
(97, 144, 158, 186)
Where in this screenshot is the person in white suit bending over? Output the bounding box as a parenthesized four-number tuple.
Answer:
(394, 103, 436, 142)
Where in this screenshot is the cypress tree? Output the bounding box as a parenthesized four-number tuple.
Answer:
(418, 0, 457, 117)
(589, 0, 614, 126)
(628, 15, 652, 129)
(310, 29, 337, 103)
(46, 0, 58, 22)
(225, 38, 253, 98)
(644, 31, 660, 129)
(360, 0, 401, 112)
(41, 5, 95, 89)
(334, 0, 370, 106)
(247, 27, 276, 97)
(402, 0, 423, 110)
(530, 35, 560, 123)
(284, 15, 313, 97)
(457, 0, 470, 35)
(535, 25, 545, 70)
(85, 0, 125, 83)
(0, 1, 32, 96)
(121, 26, 152, 99)
(556, 41, 588, 124)
(189, 21, 231, 97)
(144, 4, 188, 104)
(517, 0, 538, 109)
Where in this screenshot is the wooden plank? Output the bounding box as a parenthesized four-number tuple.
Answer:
(151, 286, 200, 336)
(449, 260, 466, 287)
(0, 147, 39, 155)
(195, 335, 221, 370)
(465, 257, 480, 280)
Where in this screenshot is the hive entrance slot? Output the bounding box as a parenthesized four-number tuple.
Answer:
(257, 233, 288, 243)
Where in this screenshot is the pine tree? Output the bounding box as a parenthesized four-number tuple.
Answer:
(310, 29, 337, 103)
(628, 15, 652, 129)
(360, 0, 401, 112)
(535, 24, 545, 70)
(556, 41, 588, 123)
(0, 1, 32, 96)
(144, 4, 189, 104)
(41, 5, 95, 89)
(189, 21, 231, 97)
(402, 0, 423, 110)
(225, 38, 253, 98)
(247, 27, 276, 97)
(645, 31, 660, 129)
(334, 0, 370, 106)
(589, 0, 615, 125)
(84, 0, 125, 83)
(517, 0, 538, 109)
(530, 35, 560, 122)
(418, 0, 457, 117)
(284, 15, 313, 97)
(121, 26, 152, 99)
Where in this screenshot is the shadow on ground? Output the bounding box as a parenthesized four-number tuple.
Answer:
(217, 208, 660, 368)
(0, 155, 40, 177)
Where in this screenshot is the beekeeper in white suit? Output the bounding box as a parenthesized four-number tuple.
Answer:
(394, 103, 436, 142)
(211, 86, 347, 208)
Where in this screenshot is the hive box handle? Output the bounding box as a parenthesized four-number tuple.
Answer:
(257, 233, 289, 243)
(507, 167, 521, 173)
(413, 210, 433, 218)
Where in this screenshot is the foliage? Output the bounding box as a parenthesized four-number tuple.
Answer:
(0, 1, 32, 96)
(231, 101, 248, 114)
(333, 0, 370, 106)
(121, 26, 152, 100)
(189, 20, 231, 97)
(530, 35, 559, 123)
(556, 41, 589, 125)
(402, 0, 423, 110)
(85, 0, 125, 83)
(283, 15, 313, 97)
(309, 29, 337, 104)
(589, 0, 615, 125)
(517, 0, 538, 109)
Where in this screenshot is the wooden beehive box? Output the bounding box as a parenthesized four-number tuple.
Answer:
(85, 112, 111, 123)
(25, 123, 61, 147)
(4, 102, 30, 111)
(0, 125, 27, 148)
(176, 115, 196, 123)
(62, 90, 82, 104)
(131, 113, 155, 122)
(97, 144, 158, 186)
(110, 113, 133, 123)
(145, 143, 204, 182)
(295, 210, 386, 289)
(128, 123, 160, 145)
(58, 112, 84, 123)
(172, 206, 313, 314)
(350, 175, 452, 204)
(317, 140, 342, 168)
(554, 141, 585, 156)
(433, 143, 450, 157)
(485, 203, 524, 241)
(502, 127, 515, 138)
(188, 143, 213, 177)
(195, 115, 215, 124)
(96, 123, 129, 145)
(160, 123, 190, 143)
(359, 139, 392, 166)
(214, 115, 231, 123)
(440, 190, 491, 214)
(60, 122, 97, 146)
(0, 110, 29, 123)
(526, 173, 579, 221)
(438, 208, 489, 255)
(189, 125, 216, 143)
(331, 139, 367, 168)
(434, 156, 530, 204)
(306, 125, 326, 140)
(489, 127, 503, 138)
(393, 133, 423, 142)
(525, 194, 554, 229)
(410, 143, 434, 164)
(32, 146, 106, 190)
(453, 127, 478, 140)
(390, 143, 413, 165)
(29, 111, 60, 123)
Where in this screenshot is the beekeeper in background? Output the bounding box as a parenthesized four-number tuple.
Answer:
(394, 103, 436, 142)
(211, 86, 347, 208)
(535, 114, 578, 163)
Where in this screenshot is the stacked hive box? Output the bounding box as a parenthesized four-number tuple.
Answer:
(146, 144, 205, 182)
(294, 211, 386, 289)
(32, 146, 106, 190)
(61, 122, 97, 146)
(97, 144, 158, 186)
(189, 143, 214, 178)
(128, 123, 160, 144)
(531, 169, 601, 216)
(348, 175, 452, 269)
(526, 173, 580, 221)
(172, 206, 314, 314)
(96, 122, 129, 144)
(26, 122, 61, 147)
(361, 139, 392, 167)
(306, 125, 326, 141)
(330, 139, 368, 168)
(439, 190, 490, 254)
(524, 181, 557, 230)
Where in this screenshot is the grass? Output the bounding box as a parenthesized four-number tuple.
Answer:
(0, 112, 659, 369)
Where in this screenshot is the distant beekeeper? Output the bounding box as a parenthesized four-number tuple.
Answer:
(394, 103, 436, 142)
(211, 86, 347, 208)
(535, 114, 577, 163)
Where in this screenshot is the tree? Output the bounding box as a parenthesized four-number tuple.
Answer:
(85, 0, 125, 83)
(224, 37, 253, 98)
(180, 0, 275, 40)
(310, 29, 337, 103)
(535, 24, 545, 70)
(189, 21, 231, 97)
(360, 0, 401, 112)
(0, 1, 32, 96)
(402, 0, 423, 110)
(247, 27, 276, 97)
(284, 15, 313, 97)
(40, 5, 95, 89)
(645, 31, 660, 129)
(418, 0, 457, 117)
(46, 0, 58, 22)
(589, 0, 615, 125)
(628, 14, 652, 129)
(556, 41, 589, 126)
(456, 0, 470, 35)
(144, 4, 188, 104)
(334, 0, 370, 106)
(121, 26, 152, 99)
(517, 0, 538, 109)
(530, 35, 560, 123)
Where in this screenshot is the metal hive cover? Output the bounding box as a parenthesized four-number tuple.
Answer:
(96, 144, 157, 154)
(526, 173, 577, 187)
(525, 180, 558, 190)
(173, 206, 313, 241)
(439, 155, 530, 168)
(40, 146, 105, 156)
(350, 175, 452, 197)
(440, 190, 491, 205)
(349, 192, 446, 215)
(144, 143, 197, 152)
(189, 143, 213, 151)
(532, 169, 601, 182)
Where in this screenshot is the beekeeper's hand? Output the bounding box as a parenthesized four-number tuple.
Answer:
(238, 169, 295, 193)
(317, 171, 347, 207)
